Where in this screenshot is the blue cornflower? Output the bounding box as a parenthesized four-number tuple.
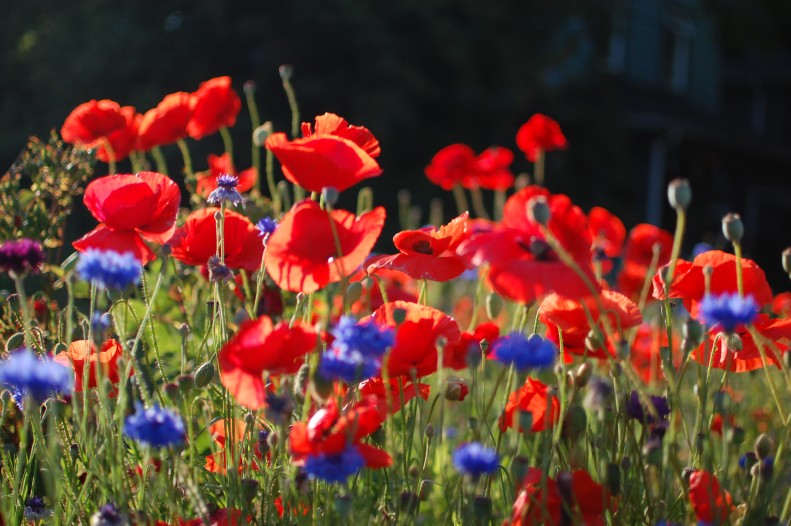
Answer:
(303, 445, 365, 483)
(256, 217, 279, 244)
(692, 243, 713, 258)
(92, 312, 112, 332)
(331, 317, 394, 358)
(625, 391, 670, 424)
(91, 502, 128, 526)
(123, 403, 186, 448)
(318, 350, 380, 384)
(452, 442, 500, 478)
(0, 349, 73, 402)
(207, 174, 243, 206)
(491, 332, 557, 371)
(24, 496, 52, 521)
(76, 249, 142, 290)
(699, 293, 759, 333)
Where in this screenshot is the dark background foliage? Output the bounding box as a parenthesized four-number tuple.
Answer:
(2, 0, 790, 288)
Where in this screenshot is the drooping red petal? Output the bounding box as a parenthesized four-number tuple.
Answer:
(72, 225, 156, 265)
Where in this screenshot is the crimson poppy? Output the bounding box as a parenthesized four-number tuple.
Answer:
(367, 212, 470, 281)
(218, 316, 317, 410)
(773, 292, 791, 318)
(425, 144, 515, 191)
(187, 76, 242, 140)
(425, 144, 475, 190)
(588, 206, 625, 275)
(61, 100, 140, 162)
(289, 396, 391, 469)
(195, 153, 256, 197)
(540, 290, 642, 362)
(618, 224, 674, 300)
(265, 133, 382, 193)
(371, 301, 461, 378)
(629, 323, 676, 384)
(204, 418, 266, 474)
(653, 250, 773, 318)
(301, 112, 381, 158)
(499, 377, 560, 433)
(515, 114, 567, 162)
(169, 208, 264, 272)
(136, 92, 192, 151)
(691, 314, 791, 372)
(356, 377, 430, 413)
(176, 508, 249, 526)
(265, 200, 385, 294)
(72, 172, 181, 264)
(458, 186, 597, 305)
(443, 322, 500, 370)
(53, 339, 124, 393)
(688, 470, 733, 524)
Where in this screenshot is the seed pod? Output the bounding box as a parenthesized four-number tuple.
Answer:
(722, 213, 744, 243)
(345, 281, 364, 304)
(667, 178, 692, 210)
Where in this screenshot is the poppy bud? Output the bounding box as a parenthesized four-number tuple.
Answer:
(257, 430, 270, 455)
(606, 462, 621, 496)
(722, 212, 744, 243)
(194, 361, 215, 389)
(5, 332, 24, 353)
(399, 492, 418, 514)
(408, 464, 420, 478)
(164, 382, 180, 401)
(244, 411, 256, 426)
(309, 367, 334, 402)
(267, 430, 280, 450)
(562, 405, 587, 442)
(444, 378, 469, 401)
(253, 122, 273, 147)
(392, 307, 408, 325)
(510, 455, 529, 483)
(585, 328, 604, 352)
(177, 374, 194, 396)
(345, 281, 363, 304)
(293, 363, 309, 404)
(485, 293, 503, 319)
(278, 64, 293, 80)
(724, 332, 743, 352)
(418, 480, 431, 501)
(334, 494, 352, 516)
(754, 433, 773, 460)
(781, 247, 791, 275)
(241, 478, 259, 502)
(479, 338, 489, 354)
(667, 178, 692, 210)
(682, 319, 705, 352)
(322, 186, 339, 207)
(178, 323, 190, 337)
(727, 426, 745, 445)
(69, 443, 80, 461)
(425, 423, 435, 438)
(527, 195, 550, 226)
(574, 362, 593, 388)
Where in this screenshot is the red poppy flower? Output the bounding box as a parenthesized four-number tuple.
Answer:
(425, 144, 514, 191)
(274, 496, 310, 519)
(689, 470, 733, 524)
(54, 339, 124, 392)
(136, 91, 192, 150)
(500, 377, 560, 433)
(710, 413, 736, 436)
(515, 114, 567, 162)
(443, 322, 500, 370)
(342, 268, 418, 316)
(371, 301, 461, 378)
(177, 508, 249, 526)
(186, 76, 241, 140)
(540, 290, 642, 362)
(301, 112, 381, 158)
(61, 100, 140, 162)
(458, 186, 597, 305)
(618, 224, 674, 300)
(356, 377, 430, 413)
(218, 316, 317, 410)
(265, 200, 385, 294)
(367, 212, 470, 282)
(507, 468, 612, 526)
(169, 208, 264, 272)
(774, 292, 791, 318)
(629, 323, 676, 384)
(205, 418, 266, 474)
(653, 250, 773, 318)
(588, 206, 625, 275)
(196, 153, 256, 197)
(691, 314, 791, 372)
(266, 135, 382, 194)
(289, 396, 391, 469)
(72, 172, 181, 264)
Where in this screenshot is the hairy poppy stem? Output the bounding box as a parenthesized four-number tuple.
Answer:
(733, 241, 745, 298)
(151, 146, 168, 176)
(220, 126, 234, 168)
(451, 184, 469, 216)
(103, 138, 117, 175)
(176, 139, 195, 192)
(533, 149, 545, 186)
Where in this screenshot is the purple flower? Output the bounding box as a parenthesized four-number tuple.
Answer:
(626, 391, 670, 424)
(452, 442, 499, 478)
(491, 332, 557, 371)
(0, 238, 44, 275)
(123, 403, 185, 448)
(303, 445, 365, 483)
(207, 174, 243, 206)
(699, 293, 759, 333)
(256, 217, 278, 244)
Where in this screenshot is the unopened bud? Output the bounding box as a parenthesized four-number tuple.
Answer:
(425, 423, 435, 438)
(722, 213, 744, 243)
(309, 367, 334, 402)
(486, 293, 503, 319)
(243, 80, 256, 95)
(321, 186, 339, 207)
(164, 382, 180, 401)
(727, 427, 745, 445)
(253, 122, 273, 147)
(418, 480, 431, 501)
(194, 361, 215, 389)
(783, 248, 791, 275)
(574, 362, 593, 388)
(278, 64, 293, 80)
(178, 323, 190, 337)
(754, 433, 773, 459)
(70, 443, 80, 461)
(177, 374, 194, 396)
(527, 195, 551, 226)
(267, 430, 280, 450)
(667, 178, 692, 210)
(346, 281, 363, 304)
(725, 332, 743, 352)
(585, 328, 604, 352)
(241, 478, 259, 502)
(5, 332, 24, 353)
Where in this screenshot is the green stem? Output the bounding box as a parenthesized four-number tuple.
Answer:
(451, 184, 469, 216)
(734, 241, 745, 297)
(534, 149, 545, 186)
(151, 146, 168, 176)
(220, 126, 234, 168)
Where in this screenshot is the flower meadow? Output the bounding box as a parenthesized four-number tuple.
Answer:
(1, 69, 791, 526)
